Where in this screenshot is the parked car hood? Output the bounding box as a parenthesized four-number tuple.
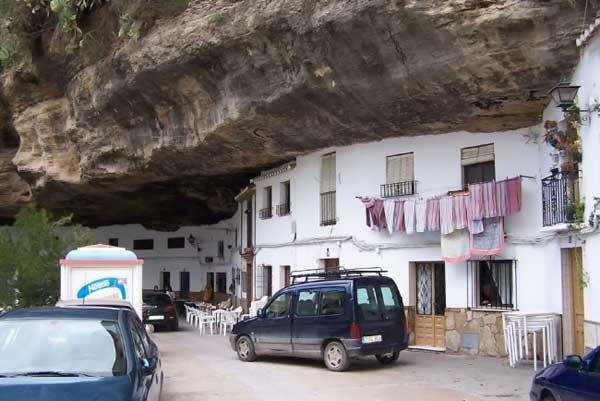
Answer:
(0, 375, 132, 401)
(233, 316, 258, 333)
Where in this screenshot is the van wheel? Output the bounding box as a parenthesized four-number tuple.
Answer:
(542, 393, 556, 401)
(323, 341, 350, 372)
(376, 351, 399, 365)
(236, 335, 257, 362)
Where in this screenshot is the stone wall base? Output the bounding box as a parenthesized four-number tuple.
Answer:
(445, 308, 507, 357)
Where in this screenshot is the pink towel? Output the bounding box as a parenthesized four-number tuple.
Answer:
(452, 195, 468, 230)
(482, 182, 498, 218)
(506, 177, 522, 214)
(394, 200, 405, 232)
(426, 198, 440, 232)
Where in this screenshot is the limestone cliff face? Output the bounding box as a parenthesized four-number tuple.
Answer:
(0, 0, 591, 229)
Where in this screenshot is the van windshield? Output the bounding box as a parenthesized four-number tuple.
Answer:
(356, 283, 403, 322)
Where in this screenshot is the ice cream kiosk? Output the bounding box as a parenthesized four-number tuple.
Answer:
(59, 244, 144, 318)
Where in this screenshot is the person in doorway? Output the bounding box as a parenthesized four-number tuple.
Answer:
(165, 285, 176, 300)
(153, 285, 159, 292)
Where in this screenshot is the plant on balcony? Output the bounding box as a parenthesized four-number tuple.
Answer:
(544, 106, 582, 172)
(567, 200, 586, 229)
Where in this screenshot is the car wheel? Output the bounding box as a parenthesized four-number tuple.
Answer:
(236, 335, 257, 362)
(375, 351, 400, 365)
(323, 341, 351, 372)
(542, 392, 556, 401)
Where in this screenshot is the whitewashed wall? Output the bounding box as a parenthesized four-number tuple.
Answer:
(95, 218, 238, 293)
(541, 33, 600, 347)
(252, 128, 563, 313)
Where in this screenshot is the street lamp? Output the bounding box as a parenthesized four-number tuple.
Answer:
(548, 82, 580, 111)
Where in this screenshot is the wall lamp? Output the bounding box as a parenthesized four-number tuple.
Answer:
(549, 82, 600, 115)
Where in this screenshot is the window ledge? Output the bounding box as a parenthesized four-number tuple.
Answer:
(470, 308, 517, 313)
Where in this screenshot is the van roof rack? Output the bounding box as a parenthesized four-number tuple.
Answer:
(290, 267, 388, 284)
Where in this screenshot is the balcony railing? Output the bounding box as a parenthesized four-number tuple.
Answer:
(276, 203, 291, 217)
(542, 171, 580, 227)
(259, 207, 273, 220)
(380, 181, 417, 198)
(320, 191, 336, 226)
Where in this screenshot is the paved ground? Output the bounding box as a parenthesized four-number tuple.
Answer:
(152, 322, 535, 401)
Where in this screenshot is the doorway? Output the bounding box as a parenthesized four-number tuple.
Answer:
(160, 271, 171, 290)
(180, 271, 190, 299)
(415, 262, 446, 349)
(562, 247, 585, 356)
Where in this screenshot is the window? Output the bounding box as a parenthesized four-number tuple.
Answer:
(468, 260, 516, 310)
(130, 321, 147, 360)
(356, 285, 381, 322)
(260, 187, 273, 219)
(218, 241, 224, 258)
(216, 272, 227, 293)
(204, 256, 214, 264)
(277, 181, 291, 216)
(296, 290, 319, 316)
(383, 152, 415, 197)
(108, 238, 119, 246)
(320, 291, 345, 315)
(592, 354, 600, 373)
(167, 237, 185, 249)
(133, 239, 154, 250)
(379, 284, 403, 320)
(320, 153, 336, 226)
(462, 144, 495, 186)
(245, 200, 253, 247)
(264, 292, 290, 319)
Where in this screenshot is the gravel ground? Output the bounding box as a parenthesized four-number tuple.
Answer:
(152, 322, 535, 401)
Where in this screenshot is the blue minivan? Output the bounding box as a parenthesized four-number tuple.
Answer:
(230, 269, 408, 371)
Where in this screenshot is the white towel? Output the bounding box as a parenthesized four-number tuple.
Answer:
(415, 200, 427, 233)
(440, 196, 454, 235)
(383, 199, 396, 235)
(404, 200, 416, 234)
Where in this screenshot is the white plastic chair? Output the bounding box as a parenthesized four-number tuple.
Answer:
(198, 314, 215, 335)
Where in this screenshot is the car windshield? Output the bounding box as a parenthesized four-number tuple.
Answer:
(0, 318, 127, 377)
(143, 294, 171, 307)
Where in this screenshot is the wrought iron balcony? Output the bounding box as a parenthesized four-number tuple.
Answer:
(276, 203, 291, 217)
(542, 171, 581, 227)
(259, 207, 273, 220)
(380, 181, 417, 198)
(320, 191, 336, 226)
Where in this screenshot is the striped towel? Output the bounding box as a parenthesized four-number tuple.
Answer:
(426, 198, 440, 232)
(452, 195, 468, 230)
(482, 181, 498, 218)
(415, 200, 428, 233)
(440, 196, 454, 235)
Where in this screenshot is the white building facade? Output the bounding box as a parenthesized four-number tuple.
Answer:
(94, 29, 600, 358)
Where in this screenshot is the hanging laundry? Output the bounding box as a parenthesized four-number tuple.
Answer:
(440, 196, 454, 235)
(383, 199, 396, 235)
(415, 200, 428, 233)
(495, 180, 508, 217)
(359, 198, 387, 231)
(426, 198, 440, 232)
(482, 181, 498, 218)
(394, 200, 405, 232)
(505, 176, 522, 214)
(359, 197, 375, 228)
(470, 217, 504, 256)
(404, 200, 416, 234)
(452, 194, 469, 230)
(441, 229, 471, 263)
(468, 183, 484, 221)
(464, 195, 484, 234)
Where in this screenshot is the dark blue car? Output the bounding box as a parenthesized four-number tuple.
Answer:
(0, 307, 163, 401)
(230, 271, 408, 371)
(530, 346, 600, 401)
